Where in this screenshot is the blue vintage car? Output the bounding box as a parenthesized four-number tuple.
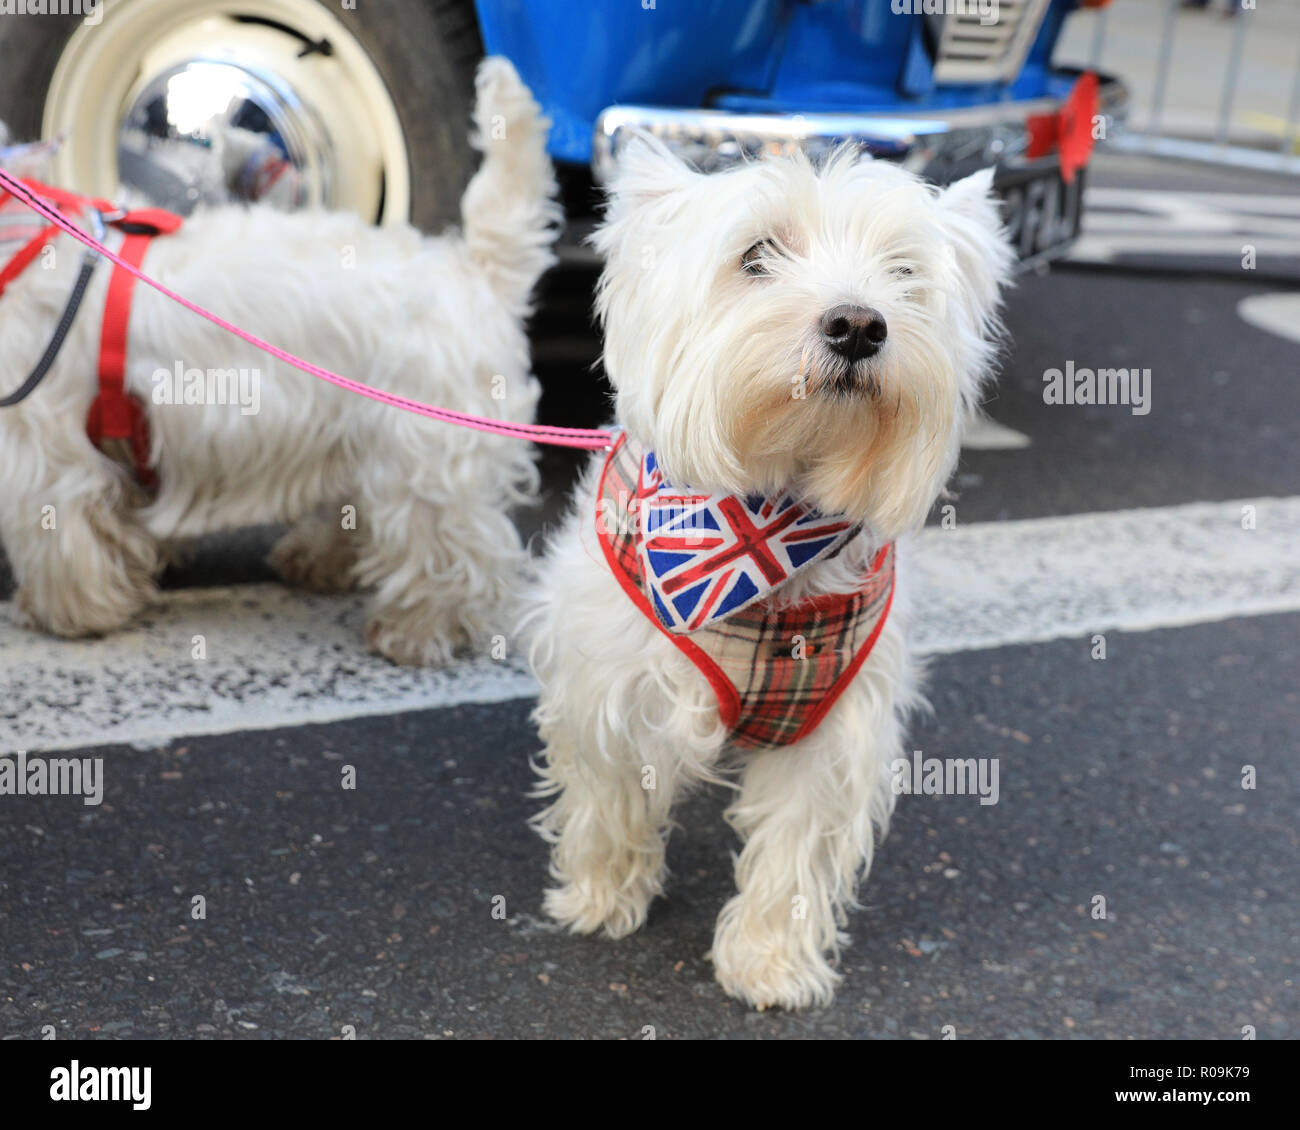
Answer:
(0, 0, 1124, 264)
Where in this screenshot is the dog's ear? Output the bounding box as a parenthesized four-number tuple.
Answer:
(936, 167, 1014, 326)
(607, 131, 697, 205)
(591, 132, 697, 259)
(939, 167, 1000, 234)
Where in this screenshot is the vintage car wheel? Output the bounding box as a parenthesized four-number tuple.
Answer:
(0, 0, 481, 230)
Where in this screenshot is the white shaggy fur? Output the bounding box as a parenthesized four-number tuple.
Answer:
(0, 58, 560, 665)
(527, 138, 1014, 1009)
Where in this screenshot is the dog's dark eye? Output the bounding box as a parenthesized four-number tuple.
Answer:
(891, 264, 913, 278)
(741, 240, 776, 277)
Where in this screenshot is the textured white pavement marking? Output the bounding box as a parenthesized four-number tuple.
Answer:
(3, 496, 1298, 750)
(911, 496, 1300, 655)
(960, 414, 1032, 451)
(0, 587, 536, 752)
(1071, 188, 1300, 264)
(1238, 293, 1300, 347)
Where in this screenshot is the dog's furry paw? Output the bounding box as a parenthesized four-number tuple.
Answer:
(13, 578, 154, 639)
(542, 879, 653, 940)
(9, 592, 40, 632)
(364, 611, 464, 667)
(269, 521, 358, 593)
(711, 913, 841, 1011)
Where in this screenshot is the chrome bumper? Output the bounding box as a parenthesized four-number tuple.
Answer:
(591, 73, 1129, 184)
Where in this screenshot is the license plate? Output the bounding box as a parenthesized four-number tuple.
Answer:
(998, 162, 1085, 268)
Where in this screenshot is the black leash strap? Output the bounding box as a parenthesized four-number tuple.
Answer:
(0, 246, 99, 408)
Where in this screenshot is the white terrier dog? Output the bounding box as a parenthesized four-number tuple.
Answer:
(0, 57, 558, 665)
(527, 137, 1014, 1009)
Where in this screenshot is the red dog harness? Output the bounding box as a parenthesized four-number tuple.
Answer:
(0, 179, 182, 487)
(597, 432, 896, 750)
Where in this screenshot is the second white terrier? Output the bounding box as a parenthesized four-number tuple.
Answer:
(528, 137, 1014, 1009)
(0, 57, 558, 665)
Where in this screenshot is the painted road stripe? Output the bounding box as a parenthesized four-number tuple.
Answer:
(911, 496, 1299, 654)
(3, 496, 1298, 751)
(1238, 293, 1300, 346)
(1071, 235, 1300, 262)
(961, 413, 1032, 451)
(1071, 187, 1300, 264)
(1084, 189, 1300, 217)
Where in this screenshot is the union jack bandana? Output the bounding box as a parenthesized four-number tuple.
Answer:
(597, 432, 896, 750)
(634, 449, 859, 634)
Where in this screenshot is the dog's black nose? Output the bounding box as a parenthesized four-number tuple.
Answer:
(820, 304, 887, 362)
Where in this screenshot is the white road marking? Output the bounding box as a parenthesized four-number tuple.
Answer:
(1071, 235, 1300, 262)
(1085, 189, 1300, 217)
(961, 413, 1032, 451)
(0, 588, 536, 753)
(3, 496, 1298, 751)
(1238, 293, 1300, 346)
(911, 496, 1300, 654)
(1072, 187, 1300, 264)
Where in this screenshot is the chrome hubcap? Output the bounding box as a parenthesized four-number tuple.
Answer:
(43, 0, 411, 225)
(120, 58, 335, 215)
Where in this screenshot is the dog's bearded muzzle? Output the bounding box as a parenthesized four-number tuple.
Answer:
(810, 353, 884, 401)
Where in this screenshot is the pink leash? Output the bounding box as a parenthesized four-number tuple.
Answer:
(0, 167, 614, 451)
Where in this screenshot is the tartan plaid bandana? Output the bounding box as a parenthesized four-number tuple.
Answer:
(596, 432, 896, 750)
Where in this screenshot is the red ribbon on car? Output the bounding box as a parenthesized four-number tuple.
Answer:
(1026, 72, 1100, 185)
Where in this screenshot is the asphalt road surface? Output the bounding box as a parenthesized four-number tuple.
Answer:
(1, 157, 1297, 1040)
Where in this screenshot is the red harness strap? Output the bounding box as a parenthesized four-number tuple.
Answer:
(0, 224, 60, 298)
(0, 181, 92, 298)
(86, 209, 182, 489)
(3, 180, 183, 486)
(9, 179, 114, 214)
